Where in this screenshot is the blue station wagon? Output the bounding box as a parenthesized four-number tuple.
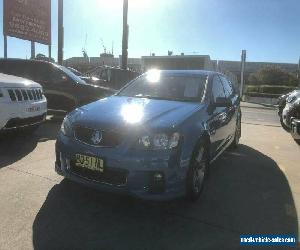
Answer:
(55, 70, 241, 201)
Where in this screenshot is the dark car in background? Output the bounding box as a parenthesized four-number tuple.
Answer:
(55, 70, 241, 201)
(85, 66, 140, 90)
(0, 59, 115, 112)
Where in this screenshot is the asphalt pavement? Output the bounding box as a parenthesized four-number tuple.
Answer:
(0, 106, 299, 250)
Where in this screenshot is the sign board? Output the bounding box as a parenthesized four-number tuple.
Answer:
(3, 0, 51, 45)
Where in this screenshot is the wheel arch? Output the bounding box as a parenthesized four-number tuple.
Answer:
(181, 129, 212, 169)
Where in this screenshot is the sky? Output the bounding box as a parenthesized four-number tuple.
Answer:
(0, 0, 300, 63)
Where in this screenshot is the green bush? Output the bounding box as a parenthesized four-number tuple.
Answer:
(247, 66, 298, 86)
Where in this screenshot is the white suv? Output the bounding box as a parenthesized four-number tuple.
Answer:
(0, 73, 47, 133)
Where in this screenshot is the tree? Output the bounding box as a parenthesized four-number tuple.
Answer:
(34, 53, 55, 63)
(248, 66, 297, 86)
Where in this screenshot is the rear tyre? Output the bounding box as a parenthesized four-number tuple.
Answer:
(186, 142, 209, 202)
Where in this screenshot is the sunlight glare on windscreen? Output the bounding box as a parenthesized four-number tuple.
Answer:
(146, 69, 161, 83)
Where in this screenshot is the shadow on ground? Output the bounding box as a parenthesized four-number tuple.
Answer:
(32, 145, 298, 250)
(0, 120, 61, 169)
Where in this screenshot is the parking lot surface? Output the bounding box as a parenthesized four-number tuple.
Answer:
(0, 107, 299, 249)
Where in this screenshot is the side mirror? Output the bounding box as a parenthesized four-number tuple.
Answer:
(214, 97, 231, 107)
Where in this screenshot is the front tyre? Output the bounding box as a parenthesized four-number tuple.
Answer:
(186, 143, 209, 201)
(230, 113, 241, 149)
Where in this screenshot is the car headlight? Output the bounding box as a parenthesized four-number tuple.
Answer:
(138, 132, 181, 150)
(60, 117, 73, 137)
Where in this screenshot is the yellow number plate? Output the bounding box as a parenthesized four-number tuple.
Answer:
(75, 154, 104, 172)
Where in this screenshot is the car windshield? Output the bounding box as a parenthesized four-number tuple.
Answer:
(118, 72, 207, 102)
(57, 65, 87, 85)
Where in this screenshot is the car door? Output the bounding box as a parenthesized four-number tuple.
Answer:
(32, 62, 78, 111)
(207, 75, 229, 158)
(219, 75, 238, 141)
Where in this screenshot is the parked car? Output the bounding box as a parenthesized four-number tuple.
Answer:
(85, 66, 140, 90)
(55, 70, 241, 201)
(0, 59, 115, 112)
(0, 73, 47, 134)
(278, 90, 300, 142)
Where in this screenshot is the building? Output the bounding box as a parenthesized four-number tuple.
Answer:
(64, 52, 297, 85)
(141, 55, 214, 71)
(64, 54, 142, 73)
(141, 55, 238, 84)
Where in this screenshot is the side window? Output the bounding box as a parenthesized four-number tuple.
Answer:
(51, 67, 69, 83)
(211, 75, 226, 103)
(220, 75, 233, 98)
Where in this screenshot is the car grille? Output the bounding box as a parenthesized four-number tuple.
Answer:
(7, 88, 43, 102)
(4, 114, 46, 129)
(70, 163, 128, 186)
(74, 126, 122, 147)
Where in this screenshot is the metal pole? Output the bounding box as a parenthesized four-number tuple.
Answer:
(240, 50, 246, 97)
(121, 0, 128, 70)
(31, 41, 35, 59)
(4, 36, 7, 58)
(48, 45, 52, 61)
(3, 0, 7, 59)
(58, 0, 64, 65)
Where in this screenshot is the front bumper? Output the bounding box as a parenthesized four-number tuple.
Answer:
(0, 99, 47, 130)
(55, 133, 188, 201)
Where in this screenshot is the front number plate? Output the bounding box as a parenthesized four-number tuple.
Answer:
(75, 154, 104, 172)
(27, 106, 41, 112)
